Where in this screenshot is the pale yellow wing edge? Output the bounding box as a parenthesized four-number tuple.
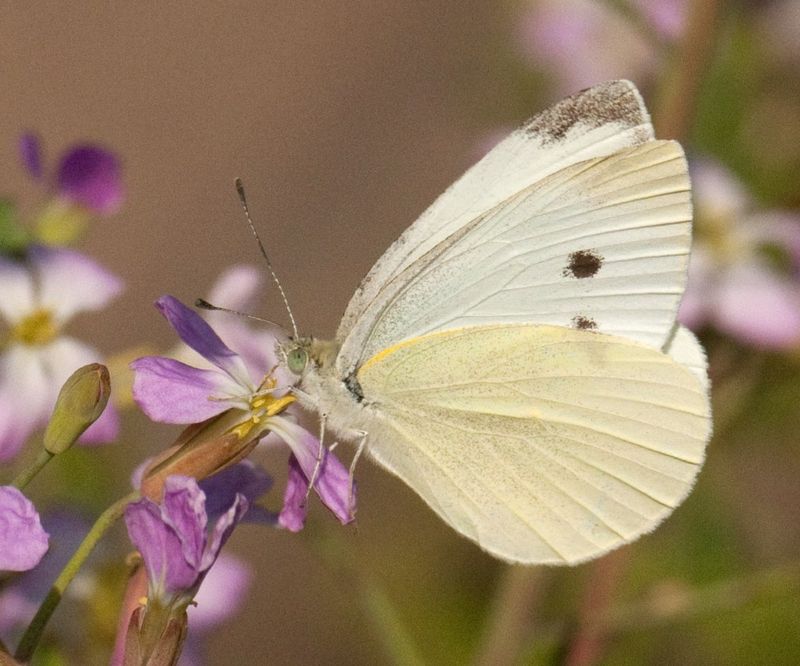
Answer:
(358, 325, 712, 565)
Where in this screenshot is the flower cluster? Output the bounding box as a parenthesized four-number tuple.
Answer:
(0, 134, 126, 662)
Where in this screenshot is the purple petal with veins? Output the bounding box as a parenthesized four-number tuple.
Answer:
(278, 456, 309, 532)
(271, 416, 355, 526)
(155, 296, 252, 389)
(131, 355, 246, 424)
(124, 476, 248, 600)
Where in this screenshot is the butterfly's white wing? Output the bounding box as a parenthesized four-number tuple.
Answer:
(356, 325, 711, 564)
(664, 324, 709, 392)
(337, 139, 691, 373)
(338, 80, 655, 344)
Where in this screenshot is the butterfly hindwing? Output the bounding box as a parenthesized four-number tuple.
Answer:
(356, 324, 711, 564)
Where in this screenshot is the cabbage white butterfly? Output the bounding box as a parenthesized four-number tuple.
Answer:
(282, 80, 711, 565)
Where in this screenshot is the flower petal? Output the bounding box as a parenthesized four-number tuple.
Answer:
(125, 497, 199, 596)
(0, 346, 54, 460)
(0, 487, 49, 572)
(206, 265, 263, 312)
(0, 254, 36, 325)
(199, 460, 273, 523)
(19, 134, 43, 180)
(189, 552, 252, 632)
(691, 158, 750, 221)
(155, 296, 252, 389)
(162, 476, 208, 572)
(270, 416, 355, 525)
(131, 355, 246, 424)
(56, 145, 124, 215)
(202, 493, 248, 573)
(715, 262, 800, 349)
(31, 246, 123, 322)
(278, 456, 308, 532)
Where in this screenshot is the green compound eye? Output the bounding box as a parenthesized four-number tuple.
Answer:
(287, 348, 308, 375)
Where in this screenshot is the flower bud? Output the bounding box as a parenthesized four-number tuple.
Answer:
(43, 363, 111, 454)
(139, 410, 261, 501)
(123, 604, 188, 666)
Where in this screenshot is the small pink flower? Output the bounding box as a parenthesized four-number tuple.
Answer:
(0, 246, 123, 459)
(679, 159, 800, 349)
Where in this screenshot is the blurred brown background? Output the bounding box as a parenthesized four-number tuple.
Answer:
(2, 4, 518, 663)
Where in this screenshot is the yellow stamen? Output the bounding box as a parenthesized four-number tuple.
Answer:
(10, 309, 58, 346)
(230, 392, 296, 440)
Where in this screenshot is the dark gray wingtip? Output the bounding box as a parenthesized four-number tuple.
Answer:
(522, 79, 653, 144)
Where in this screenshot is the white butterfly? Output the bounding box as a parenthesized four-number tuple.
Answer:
(282, 80, 712, 565)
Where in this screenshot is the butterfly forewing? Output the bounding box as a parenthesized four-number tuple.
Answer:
(337, 80, 655, 346)
(356, 325, 710, 564)
(338, 140, 691, 372)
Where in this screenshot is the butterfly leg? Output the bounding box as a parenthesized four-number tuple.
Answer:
(347, 430, 367, 517)
(304, 412, 328, 504)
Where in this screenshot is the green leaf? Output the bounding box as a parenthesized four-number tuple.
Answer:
(0, 199, 30, 253)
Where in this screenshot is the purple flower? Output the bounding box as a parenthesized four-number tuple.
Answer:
(678, 159, 800, 349)
(199, 459, 276, 526)
(19, 134, 124, 215)
(124, 475, 248, 608)
(0, 486, 49, 572)
(0, 510, 89, 637)
(131, 288, 355, 528)
(0, 246, 123, 459)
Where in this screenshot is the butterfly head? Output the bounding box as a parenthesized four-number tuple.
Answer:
(281, 337, 339, 377)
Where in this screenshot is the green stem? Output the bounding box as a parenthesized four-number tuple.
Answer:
(11, 449, 54, 490)
(653, 0, 724, 140)
(360, 578, 427, 666)
(14, 491, 140, 662)
(307, 527, 426, 666)
(471, 565, 544, 666)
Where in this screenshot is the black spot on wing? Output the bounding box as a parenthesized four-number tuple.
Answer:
(571, 315, 598, 331)
(563, 249, 603, 279)
(523, 80, 646, 143)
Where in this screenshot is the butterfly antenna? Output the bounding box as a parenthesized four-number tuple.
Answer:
(195, 298, 282, 328)
(235, 178, 299, 339)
